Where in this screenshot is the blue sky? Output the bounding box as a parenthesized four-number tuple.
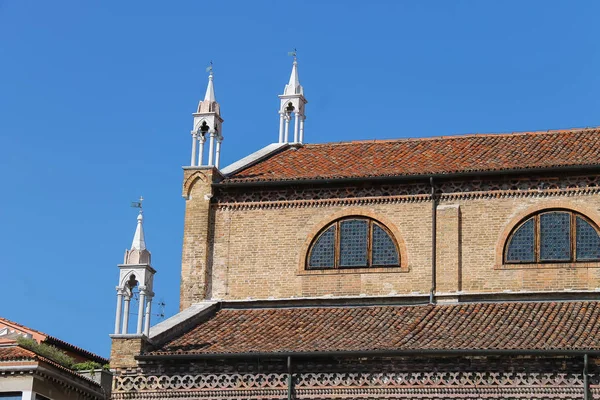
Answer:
(1, 0, 599, 358)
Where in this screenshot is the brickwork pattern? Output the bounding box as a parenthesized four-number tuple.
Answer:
(210, 203, 431, 300)
(110, 337, 146, 370)
(216, 174, 600, 205)
(436, 204, 461, 293)
(181, 168, 600, 302)
(180, 168, 219, 310)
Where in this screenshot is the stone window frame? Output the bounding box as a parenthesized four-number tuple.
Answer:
(500, 206, 600, 268)
(299, 209, 409, 275)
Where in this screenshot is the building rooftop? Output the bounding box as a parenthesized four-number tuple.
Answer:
(0, 316, 108, 364)
(144, 300, 600, 357)
(0, 342, 104, 390)
(223, 127, 600, 183)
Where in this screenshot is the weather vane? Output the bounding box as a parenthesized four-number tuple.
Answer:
(206, 61, 213, 75)
(131, 196, 144, 210)
(288, 48, 297, 60)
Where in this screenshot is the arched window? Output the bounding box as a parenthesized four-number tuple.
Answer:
(504, 209, 600, 264)
(307, 217, 400, 269)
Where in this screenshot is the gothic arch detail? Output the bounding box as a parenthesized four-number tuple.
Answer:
(182, 170, 209, 199)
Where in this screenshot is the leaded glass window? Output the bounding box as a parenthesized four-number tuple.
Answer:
(506, 219, 535, 263)
(308, 225, 335, 268)
(504, 209, 600, 264)
(576, 217, 600, 261)
(373, 224, 400, 265)
(339, 220, 369, 267)
(539, 212, 571, 261)
(307, 217, 400, 269)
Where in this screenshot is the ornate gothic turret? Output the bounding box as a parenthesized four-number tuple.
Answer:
(113, 206, 155, 336)
(278, 52, 307, 143)
(190, 65, 224, 168)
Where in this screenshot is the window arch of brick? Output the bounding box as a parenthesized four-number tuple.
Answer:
(503, 208, 600, 264)
(306, 216, 401, 270)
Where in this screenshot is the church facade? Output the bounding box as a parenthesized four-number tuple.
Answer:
(109, 57, 600, 399)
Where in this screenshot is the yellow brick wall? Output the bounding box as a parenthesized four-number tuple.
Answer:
(210, 203, 432, 300)
(436, 204, 461, 293)
(110, 337, 146, 369)
(180, 167, 219, 310)
(452, 195, 600, 293)
(180, 173, 600, 305)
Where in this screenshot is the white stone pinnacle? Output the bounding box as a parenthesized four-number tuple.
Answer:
(284, 59, 303, 96)
(131, 211, 146, 251)
(278, 55, 307, 144)
(204, 72, 216, 103)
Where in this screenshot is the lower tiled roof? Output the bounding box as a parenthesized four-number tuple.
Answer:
(147, 301, 600, 356)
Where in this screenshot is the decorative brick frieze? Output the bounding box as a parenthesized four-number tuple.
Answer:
(214, 174, 600, 210)
(112, 356, 595, 400)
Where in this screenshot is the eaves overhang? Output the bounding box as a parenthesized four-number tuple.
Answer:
(137, 348, 600, 361)
(214, 164, 600, 188)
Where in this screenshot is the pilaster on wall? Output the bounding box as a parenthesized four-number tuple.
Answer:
(180, 167, 221, 311)
(436, 204, 462, 293)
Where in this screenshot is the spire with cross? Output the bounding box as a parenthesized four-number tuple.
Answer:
(113, 196, 156, 336)
(130, 196, 146, 251)
(278, 49, 307, 144)
(191, 61, 224, 168)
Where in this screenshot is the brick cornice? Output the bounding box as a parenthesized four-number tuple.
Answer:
(215, 187, 599, 211)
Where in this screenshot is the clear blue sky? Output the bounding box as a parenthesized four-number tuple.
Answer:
(1, 0, 599, 358)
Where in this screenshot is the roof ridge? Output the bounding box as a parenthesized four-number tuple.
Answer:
(301, 126, 600, 147)
(223, 299, 597, 311)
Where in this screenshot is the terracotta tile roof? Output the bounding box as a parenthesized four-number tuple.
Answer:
(0, 344, 36, 361)
(224, 128, 600, 183)
(147, 301, 600, 356)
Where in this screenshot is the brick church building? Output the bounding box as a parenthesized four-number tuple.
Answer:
(109, 57, 600, 399)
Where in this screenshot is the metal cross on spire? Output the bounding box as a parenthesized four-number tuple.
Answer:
(131, 196, 144, 210)
(287, 48, 297, 62)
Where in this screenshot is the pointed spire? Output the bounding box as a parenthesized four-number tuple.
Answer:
(278, 50, 307, 144)
(284, 53, 303, 96)
(204, 67, 216, 102)
(131, 211, 146, 251)
(192, 61, 224, 168)
(115, 200, 155, 336)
